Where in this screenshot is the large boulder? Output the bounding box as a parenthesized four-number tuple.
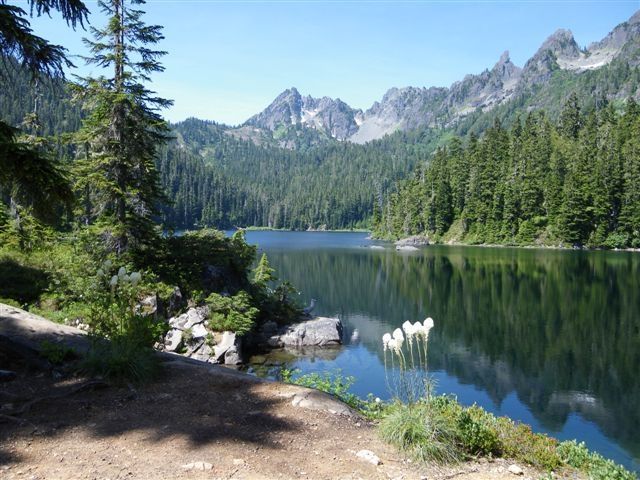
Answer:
(278, 317, 343, 347)
(164, 306, 209, 353)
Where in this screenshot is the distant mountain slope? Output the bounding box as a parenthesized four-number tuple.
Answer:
(235, 11, 640, 147)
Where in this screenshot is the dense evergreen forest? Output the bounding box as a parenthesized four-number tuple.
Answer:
(162, 119, 443, 229)
(374, 94, 640, 249)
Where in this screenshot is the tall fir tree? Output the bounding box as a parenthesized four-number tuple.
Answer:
(73, 0, 172, 253)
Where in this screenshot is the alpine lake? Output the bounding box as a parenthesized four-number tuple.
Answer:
(234, 231, 640, 472)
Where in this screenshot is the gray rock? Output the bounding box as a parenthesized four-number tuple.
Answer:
(166, 286, 183, 318)
(164, 328, 183, 352)
(191, 323, 208, 339)
(279, 317, 342, 347)
(395, 235, 429, 247)
(189, 343, 215, 363)
(395, 245, 419, 252)
(224, 345, 242, 365)
(167, 306, 208, 330)
(356, 450, 381, 466)
(182, 461, 213, 471)
(138, 294, 158, 317)
(213, 331, 242, 364)
(289, 389, 355, 417)
(508, 464, 524, 476)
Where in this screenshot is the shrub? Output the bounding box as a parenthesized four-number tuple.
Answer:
(557, 441, 637, 480)
(80, 265, 166, 382)
(495, 417, 561, 469)
(40, 340, 76, 365)
(182, 327, 194, 345)
(206, 291, 258, 336)
(456, 406, 501, 456)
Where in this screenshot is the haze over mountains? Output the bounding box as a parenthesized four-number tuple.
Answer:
(214, 10, 640, 148)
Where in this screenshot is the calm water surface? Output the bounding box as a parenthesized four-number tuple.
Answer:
(240, 231, 640, 472)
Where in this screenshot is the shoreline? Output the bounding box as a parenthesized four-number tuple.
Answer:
(372, 234, 640, 254)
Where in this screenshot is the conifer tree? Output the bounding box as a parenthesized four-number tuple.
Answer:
(73, 0, 172, 253)
(253, 253, 276, 288)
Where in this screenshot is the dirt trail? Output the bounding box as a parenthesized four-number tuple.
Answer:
(1, 305, 548, 479)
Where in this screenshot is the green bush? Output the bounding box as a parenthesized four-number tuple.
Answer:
(206, 290, 258, 336)
(40, 340, 76, 365)
(494, 417, 561, 469)
(135, 229, 256, 297)
(457, 406, 501, 456)
(558, 441, 637, 480)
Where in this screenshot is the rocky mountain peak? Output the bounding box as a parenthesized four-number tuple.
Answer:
(491, 50, 521, 82)
(538, 29, 581, 59)
(244, 88, 362, 141)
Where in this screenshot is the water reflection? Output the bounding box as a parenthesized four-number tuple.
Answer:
(245, 233, 640, 471)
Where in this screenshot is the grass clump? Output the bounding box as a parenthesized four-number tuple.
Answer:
(379, 400, 461, 463)
(281, 369, 363, 411)
(80, 337, 160, 384)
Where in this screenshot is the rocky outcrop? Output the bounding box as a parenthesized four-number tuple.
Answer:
(395, 235, 429, 248)
(161, 307, 242, 365)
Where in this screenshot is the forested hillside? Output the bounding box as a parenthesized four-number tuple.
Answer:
(165, 118, 443, 229)
(2, 11, 640, 232)
(375, 95, 640, 249)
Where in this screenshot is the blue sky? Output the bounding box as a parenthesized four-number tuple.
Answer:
(27, 0, 640, 125)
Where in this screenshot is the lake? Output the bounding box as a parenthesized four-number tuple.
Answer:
(239, 230, 640, 472)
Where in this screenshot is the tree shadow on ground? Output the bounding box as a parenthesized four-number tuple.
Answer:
(0, 315, 300, 465)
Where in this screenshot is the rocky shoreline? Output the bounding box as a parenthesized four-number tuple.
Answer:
(159, 305, 344, 366)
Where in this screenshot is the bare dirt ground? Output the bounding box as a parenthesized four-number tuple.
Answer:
(0, 305, 557, 480)
(0, 360, 552, 480)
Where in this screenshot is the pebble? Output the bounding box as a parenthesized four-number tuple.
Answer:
(508, 464, 524, 475)
(182, 461, 213, 471)
(355, 450, 381, 466)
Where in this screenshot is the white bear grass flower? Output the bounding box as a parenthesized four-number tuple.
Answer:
(381, 317, 435, 402)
